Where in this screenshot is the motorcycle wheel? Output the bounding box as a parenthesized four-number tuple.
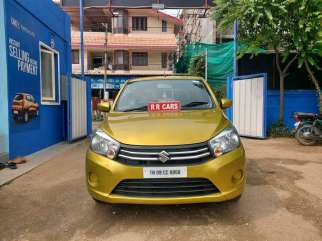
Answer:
(295, 125, 320, 146)
(24, 112, 29, 123)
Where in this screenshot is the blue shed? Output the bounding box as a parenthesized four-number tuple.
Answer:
(0, 0, 88, 160)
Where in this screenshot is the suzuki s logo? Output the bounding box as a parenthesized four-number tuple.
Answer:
(159, 151, 170, 163)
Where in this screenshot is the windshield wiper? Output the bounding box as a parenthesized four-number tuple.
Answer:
(182, 101, 210, 108)
(122, 105, 148, 112)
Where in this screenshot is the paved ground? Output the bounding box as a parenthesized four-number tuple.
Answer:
(0, 138, 321, 241)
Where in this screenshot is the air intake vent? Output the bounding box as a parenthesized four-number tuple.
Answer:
(112, 178, 219, 198)
(117, 142, 212, 166)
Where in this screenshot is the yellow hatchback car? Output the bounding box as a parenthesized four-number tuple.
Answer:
(86, 76, 246, 205)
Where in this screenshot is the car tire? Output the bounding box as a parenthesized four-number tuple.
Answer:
(295, 125, 319, 146)
(226, 194, 242, 203)
(24, 112, 29, 122)
(92, 197, 106, 205)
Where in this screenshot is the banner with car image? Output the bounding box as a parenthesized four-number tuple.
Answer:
(7, 14, 41, 129)
(11, 93, 39, 124)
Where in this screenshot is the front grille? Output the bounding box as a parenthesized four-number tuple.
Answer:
(112, 178, 220, 197)
(116, 142, 212, 166)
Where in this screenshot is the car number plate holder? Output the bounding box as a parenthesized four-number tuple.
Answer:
(143, 166, 187, 178)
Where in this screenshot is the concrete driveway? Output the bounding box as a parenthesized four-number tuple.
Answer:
(0, 138, 321, 241)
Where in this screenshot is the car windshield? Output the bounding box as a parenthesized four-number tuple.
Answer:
(14, 94, 23, 101)
(115, 79, 215, 112)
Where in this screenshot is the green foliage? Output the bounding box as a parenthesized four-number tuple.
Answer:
(213, 0, 290, 58)
(268, 123, 293, 138)
(213, 0, 322, 114)
(213, 0, 322, 69)
(210, 85, 226, 101)
(188, 54, 205, 78)
(288, 0, 322, 70)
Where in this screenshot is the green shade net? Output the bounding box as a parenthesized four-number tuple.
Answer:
(176, 41, 234, 88)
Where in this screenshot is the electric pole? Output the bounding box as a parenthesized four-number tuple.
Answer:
(103, 23, 108, 100)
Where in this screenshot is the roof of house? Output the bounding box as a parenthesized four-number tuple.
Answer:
(71, 32, 178, 50)
(145, 9, 182, 25)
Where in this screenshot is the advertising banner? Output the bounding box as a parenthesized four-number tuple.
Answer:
(5, 0, 71, 158)
(87, 75, 134, 89)
(6, 6, 40, 130)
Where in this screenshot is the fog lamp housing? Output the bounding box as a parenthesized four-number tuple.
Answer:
(232, 170, 243, 183)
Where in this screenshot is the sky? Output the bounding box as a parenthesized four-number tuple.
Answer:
(160, 9, 181, 18)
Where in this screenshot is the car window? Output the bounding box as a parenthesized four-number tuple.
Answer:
(115, 79, 215, 112)
(14, 94, 23, 101)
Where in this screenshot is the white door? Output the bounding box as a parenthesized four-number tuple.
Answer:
(232, 75, 266, 138)
(71, 77, 87, 140)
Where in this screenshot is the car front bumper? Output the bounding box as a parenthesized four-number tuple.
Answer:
(86, 146, 246, 204)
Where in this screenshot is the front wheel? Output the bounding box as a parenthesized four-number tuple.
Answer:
(295, 125, 319, 146)
(92, 197, 107, 205)
(24, 112, 29, 123)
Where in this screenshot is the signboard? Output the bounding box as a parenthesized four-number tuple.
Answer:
(88, 75, 134, 89)
(5, 0, 71, 158)
(148, 101, 181, 112)
(6, 11, 41, 130)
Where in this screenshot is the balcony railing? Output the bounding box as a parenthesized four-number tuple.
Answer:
(86, 63, 172, 73)
(74, 25, 177, 34)
(112, 64, 130, 71)
(88, 63, 130, 71)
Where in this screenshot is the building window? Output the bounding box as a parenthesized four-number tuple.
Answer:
(161, 53, 167, 68)
(41, 46, 57, 103)
(162, 20, 167, 32)
(132, 17, 147, 31)
(113, 50, 129, 70)
(132, 52, 148, 66)
(93, 56, 103, 68)
(72, 50, 79, 64)
(114, 50, 129, 65)
(113, 11, 128, 34)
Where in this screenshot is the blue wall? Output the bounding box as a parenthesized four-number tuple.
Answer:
(0, 0, 9, 155)
(5, 0, 71, 158)
(267, 90, 319, 128)
(227, 74, 320, 134)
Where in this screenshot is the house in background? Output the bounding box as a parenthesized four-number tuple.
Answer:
(54, 1, 182, 99)
(179, 9, 233, 46)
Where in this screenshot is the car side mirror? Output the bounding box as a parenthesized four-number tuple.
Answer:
(97, 101, 110, 113)
(221, 98, 232, 109)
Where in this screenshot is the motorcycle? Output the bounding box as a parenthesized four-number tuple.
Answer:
(293, 112, 322, 145)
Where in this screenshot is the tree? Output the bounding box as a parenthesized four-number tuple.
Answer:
(188, 54, 205, 78)
(213, 0, 322, 125)
(288, 0, 322, 113)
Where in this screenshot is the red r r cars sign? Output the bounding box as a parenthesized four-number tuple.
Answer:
(148, 101, 181, 112)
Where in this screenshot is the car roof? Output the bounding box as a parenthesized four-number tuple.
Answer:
(127, 75, 205, 83)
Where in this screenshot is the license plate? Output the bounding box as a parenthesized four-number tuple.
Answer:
(143, 166, 187, 178)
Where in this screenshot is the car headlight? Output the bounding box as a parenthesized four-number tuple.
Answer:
(209, 126, 240, 157)
(90, 129, 120, 159)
